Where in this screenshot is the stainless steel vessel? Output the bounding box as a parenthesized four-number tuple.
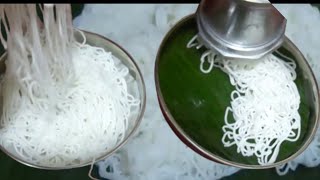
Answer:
(196, 0, 287, 59)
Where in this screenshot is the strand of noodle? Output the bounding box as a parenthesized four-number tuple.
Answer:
(200, 50, 215, 73)
(37, 4, 43, 14)
(0, 16, 7, 49)
(0, 7, 10, 36)
(186, 35, 198, 48)
(275, 50, 296, 65)
(88, 158, 100, 180)
(27, 4, 52, 89)
(75, 28, 86, 45)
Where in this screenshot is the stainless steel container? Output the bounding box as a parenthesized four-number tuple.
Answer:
(155, 14, 320, 169)
(0, 29, 146, 170)
(196, 0, 287, 59)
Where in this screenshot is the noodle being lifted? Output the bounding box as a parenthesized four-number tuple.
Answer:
(0, 4, 139, 167)
(187, 35, 301, 165)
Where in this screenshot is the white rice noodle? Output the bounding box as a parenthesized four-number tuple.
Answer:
(187, 34, 301, 165)
(0, 4, 140, 168)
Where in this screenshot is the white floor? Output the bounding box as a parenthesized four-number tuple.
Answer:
(74, 4, 320, 180)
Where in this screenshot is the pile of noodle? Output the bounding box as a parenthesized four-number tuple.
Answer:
(0, 4, 139, 167)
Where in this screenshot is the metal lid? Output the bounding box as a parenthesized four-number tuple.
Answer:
(196, 0, 287, 60)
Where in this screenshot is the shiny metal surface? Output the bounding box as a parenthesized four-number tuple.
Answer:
(0, 29, 146, 170)
(196, 0, 287, 59)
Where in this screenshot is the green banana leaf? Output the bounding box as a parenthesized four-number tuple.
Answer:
(157, 15, 314, 166)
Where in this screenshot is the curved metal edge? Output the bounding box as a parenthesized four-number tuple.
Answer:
(154, 13, 320, 170)
(196, 0, 287, 60)
(155, 14, 240, 168)
(279, 36, 320, 166)
(238, 0, 273, 7)
(0, 29, 147, 170)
